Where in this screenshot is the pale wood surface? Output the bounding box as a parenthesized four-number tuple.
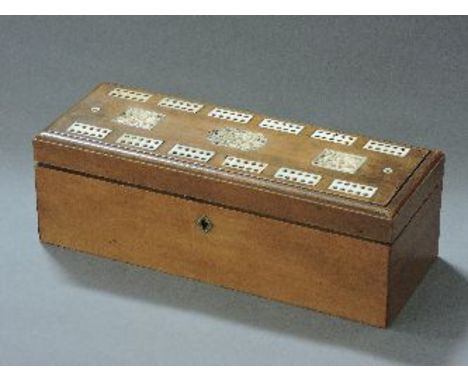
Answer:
(36, 165, 391, 327)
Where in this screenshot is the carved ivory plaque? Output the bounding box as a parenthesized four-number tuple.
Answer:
(207, 127, 267, 152)
(114, 107, 165, 130)
(312, 149, 367, 174)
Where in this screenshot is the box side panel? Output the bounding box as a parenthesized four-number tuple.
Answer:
(389, 151, 444, 241)
(387, 183, 443, 324)
(36, 166, 391, 327)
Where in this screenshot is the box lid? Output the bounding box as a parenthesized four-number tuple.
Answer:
(33, 83, 444, 243)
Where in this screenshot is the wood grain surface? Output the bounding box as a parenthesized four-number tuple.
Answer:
(33, 83, 444, 242)
(36, 165, 443, 327)
(36, 165, 392, 327)
(35, 82, 433, 206)
(33, 83, 445, 327)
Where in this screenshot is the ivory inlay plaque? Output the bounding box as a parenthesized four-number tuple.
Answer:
(114, 107, 165, 130)
(207, 127, 267, 152)
(312, 149, 367, 174)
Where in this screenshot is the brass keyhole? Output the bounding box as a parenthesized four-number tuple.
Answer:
(196, 215, 213, 233)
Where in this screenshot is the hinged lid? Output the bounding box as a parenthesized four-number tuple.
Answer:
(33, 83, 444, 243)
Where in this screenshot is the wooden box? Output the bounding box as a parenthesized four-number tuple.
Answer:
(33, 83, 444, 327)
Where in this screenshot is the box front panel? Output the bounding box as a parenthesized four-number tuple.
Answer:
(36, 166, 391, 327)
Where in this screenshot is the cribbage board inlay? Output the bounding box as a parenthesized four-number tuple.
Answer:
(208, 107, 253, 124)
(66, 122, 112, 139)
(274, 167, 322, 186)
(259, 118, 304, 135)
(363, 140, 411, 157)
(329, 179, 378, 198)
(116, 133, 164, 151)
(108, 87, 152, 102)
(311, 130, 357, 146)
(168, 144, 215, 163)
(158, 97, 204, 113)
(222, 156, 268, 174)
(38, 83, 430, 206)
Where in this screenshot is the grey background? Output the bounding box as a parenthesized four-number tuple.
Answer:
(0, 16, 467, 365)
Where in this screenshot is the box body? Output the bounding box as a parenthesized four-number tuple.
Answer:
(33, 83, 444, 327)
